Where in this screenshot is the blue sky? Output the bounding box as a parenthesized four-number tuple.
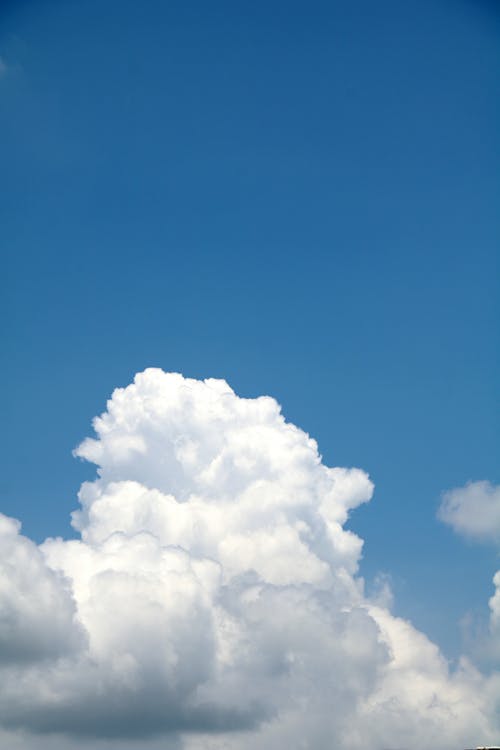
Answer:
(1, 0, 498, 662)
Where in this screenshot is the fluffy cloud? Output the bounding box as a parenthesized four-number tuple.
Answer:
(438, 480, 500, 543)
(0, 515, 84, 664)
(1, 369, 499, 749)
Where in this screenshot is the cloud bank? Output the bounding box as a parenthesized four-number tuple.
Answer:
(1, 369, 499, 749)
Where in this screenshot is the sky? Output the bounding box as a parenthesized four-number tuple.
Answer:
(0, 1, 499, 748)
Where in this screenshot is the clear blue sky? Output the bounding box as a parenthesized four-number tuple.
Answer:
(1, 0, 498, 659)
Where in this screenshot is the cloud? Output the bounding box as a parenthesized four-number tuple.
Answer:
(440, 480, 500, 666)
(438, 480, 500, 543)
(0, 514, 85, 664)
(1, 369, 499, 749)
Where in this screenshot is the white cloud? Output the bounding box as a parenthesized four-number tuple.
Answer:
(440, 480, 500, 667)
(1, 369, 499, 749)
(438, 480, 500, 543)
(0, 514, 85, 664)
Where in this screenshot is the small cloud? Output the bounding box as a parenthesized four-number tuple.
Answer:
(438, 480, 500, 544)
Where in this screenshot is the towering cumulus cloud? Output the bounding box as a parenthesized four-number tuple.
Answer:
(0, 370, 499, 749)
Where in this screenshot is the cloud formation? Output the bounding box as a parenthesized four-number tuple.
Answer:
(439, 480, 500, 543)
(1, 370, 499, 749)
(440, 480, 500, 666)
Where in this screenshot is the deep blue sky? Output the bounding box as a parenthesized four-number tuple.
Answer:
(1, 0, 498, 658)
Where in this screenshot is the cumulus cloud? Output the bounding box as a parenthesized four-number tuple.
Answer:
(1, 369, 499, 749)
(0, 515, 84, 664)
(438, 480, 500, 543)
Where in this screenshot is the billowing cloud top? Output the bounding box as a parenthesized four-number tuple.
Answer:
(0, 369, 499, 750)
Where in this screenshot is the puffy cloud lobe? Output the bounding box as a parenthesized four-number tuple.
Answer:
(1, 369, 499, 749)
(0, 514, 84, 664)
(438, 480, 500, 543)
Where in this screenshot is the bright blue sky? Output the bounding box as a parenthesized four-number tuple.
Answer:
(1, 0, 498, 659)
